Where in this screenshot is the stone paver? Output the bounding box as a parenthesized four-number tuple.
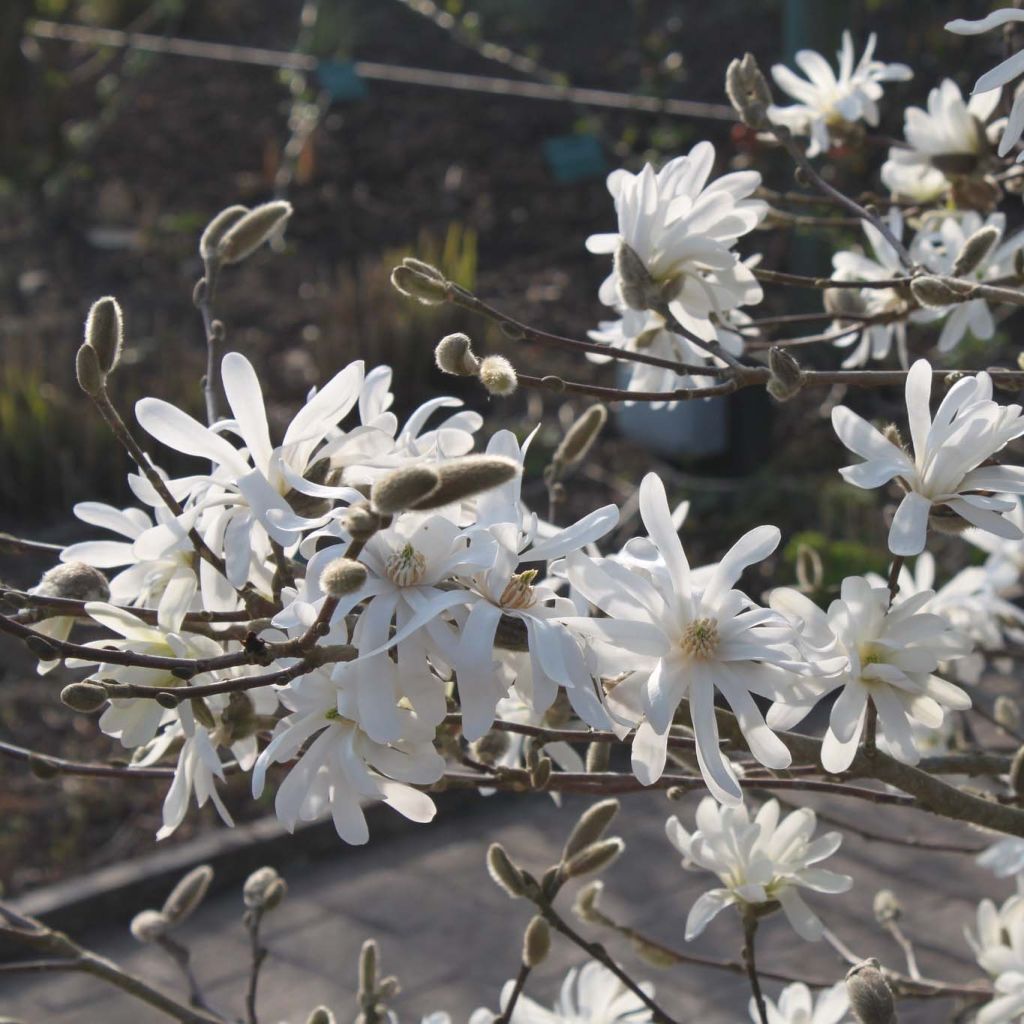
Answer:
(3, 789, 1006, 1023)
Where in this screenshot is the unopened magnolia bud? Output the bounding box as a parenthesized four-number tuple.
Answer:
(1011, 745, 1024, 796)
(24, 634, 60, 660)
(846, 959, 896, 1024)
(216, 201, 293, 264)
(190, 697, 216, 731)
(572, 880, 605, 923)
(552, 404, 607, 470)
(824, 285, 869, 321)
(486, 843, 526, 898)
(84, 297, 124, 373)
(358, 939, 378, 996)
(200, 204, 249, 261)
(306, 1009, 336, 1024)
(342, 504, 382, 542)
(76, 343, 105, 396)
(402, 257, 445, 280)
(478, 355, 518, 397)
(377, 976, 400, 1001)
(952, 225, 1000, 277)
(795, 542, 824, 593)
(996, 695, 1022, 732)
(390, 265, 448, 305)
(410, 455, 521, 510)
(261, 877, 288, 910)
(130, 909, 171, 943)
(872, 889, 901, 925)
(60, 681, 108, 713)
(243, 866, 281, 908)
(319, 557, 368, 597)
(530, 755, 552, 789)
(615, 243, 658, 311)
(585, 741, 610, 773)
(522, 915, 550, 967)
(563, 799, 620, 861)
(562, 837, 624, 879)
(162, 864, 213, 924)
(435, 333, 480, 376)
(34, 561, 110, 602)
(725, 52, 772, 128)
(470, 730, 510, 765)
(910, 275, 962, 308)
(370, 465, 441, 515)
(766, 345, 803, 402)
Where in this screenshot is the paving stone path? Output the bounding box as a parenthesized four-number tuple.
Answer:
(4, 788, 1007, 1023)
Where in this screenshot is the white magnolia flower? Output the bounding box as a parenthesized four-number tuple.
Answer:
(769, 576, 971, 772)
(484, 961, 654, 1024)
(881, 78, 1002, 202)
(750, 982, 850, 1024)
(828, 210, 911, 368)
(252, 666, 443, 844)
(967, 891, 1024, 1023)
(948, 9, 1024, 160)
(968, 891, 1024, 965)
(585, 142, 766, 341)
(911, 211, 1024, 353)
(832, 359, 1024, 555)
(564, 473, 806, 804)
(980, 838, 1024, 881)
(667, 798, 852, 941)
(769, 31, 912, 157)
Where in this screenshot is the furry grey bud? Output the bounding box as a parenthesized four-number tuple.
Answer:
(872, 890, 901, 925)
(76, 343, 105, 396)
(725, 52, 772, 128)
(190, 697, 216, 731)
(586, 741, 610, 773)
(846, 959, 896, 1024)
(390, 265, 448, 305)
(130, 909, 172, 943)
(34, 561, 110, 602)
(377, 976, 400, 1001)
(435, 333, 480, 376)
(572, 880, 605, 924)
(319, 557, 368, 598)
(358, 939, 378, 997)
(60, 681, 108, 713)
(522, 916, 550, 967)
(910, 275, 963, 308)
(486, 843, 526, 898)
(952, 225, 1000, 277)
(216, 201, 293, 264)
(1012, 745, 1024, 797)
(84, 297, 124, 374)
(478, 355, 518, 397)
(996, 695, 1022, 732)
(243, 866, 281, 908)
(470, 730, 510, 765)
(563, 799, 620, 861)
(562, 837, 625, 879)
(409, 455, 521, 511)
(161, 864, 213, 924)
(552, 404, 607, 470)
(306, 1009, 336, 1024)
(200, 205, 249, 261)
(341, 504, 382, 542)
(767, 346, 803, 402)
(370, 465, 441, 515)
(261, 878, 288, 911)
(615, 243, 659, 311)
(530, 755, 552, 790)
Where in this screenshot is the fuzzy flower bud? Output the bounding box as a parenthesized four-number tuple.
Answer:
(846, 959, 896, 1024)
(486, 843, 526, 898)
(319, 557, 368, 598)
(522, 915, 551, 967)
(370, 465, 441, 515)
(562, 837, 625, 879)
(910, 275, 964, 308)
(162, 865, 213, 924)
(84, 296, 124, 374)
(306, 1009, 337, 1024)
(243, 866, 281, 908)
(585, 741, 610, 773)
(952, 225, 1000, 277)
(872, 890, 901, 926)
(60, 681, 109, 713)
(358, 939, 378, 997)
(341, 504, 382, 542)
(409, 454, 521, 510)
(390, 265, 448, 305)
(76, 343, 105, 396)
(434, 332, 480, 376)
(1012, 745, 1024, 797)
(562, 799, 620, 861)
(552, 404, 607, 470)
(216, 201, 293, 265)
(572, 880, 605, 924)
(725, 52, 773, 128)
(469, 730, 510, 765)
(130, 909, 172, 943)
(766, 345, 803, 402)
(478, 355, 518, 397)
(34, 562, 110, 602)
(996, 695, 1022, 732)
(199, 204, 249, 261)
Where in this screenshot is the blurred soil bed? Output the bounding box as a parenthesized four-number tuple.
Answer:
(0, 0, 979, 895)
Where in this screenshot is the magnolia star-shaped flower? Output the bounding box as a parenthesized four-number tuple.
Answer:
(749, 982, 849, 1024)
(667, 797, 852, 942)
(832, 359, 1024, 555)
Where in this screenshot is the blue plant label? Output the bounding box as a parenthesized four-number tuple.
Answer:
(543, 134, 606, 184)
(317, 60, 368, 101)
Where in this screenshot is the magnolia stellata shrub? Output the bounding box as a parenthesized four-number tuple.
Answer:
(15, 11, 1024, 1024)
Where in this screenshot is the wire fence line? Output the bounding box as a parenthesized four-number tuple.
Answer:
(25, 18, 738, 122)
